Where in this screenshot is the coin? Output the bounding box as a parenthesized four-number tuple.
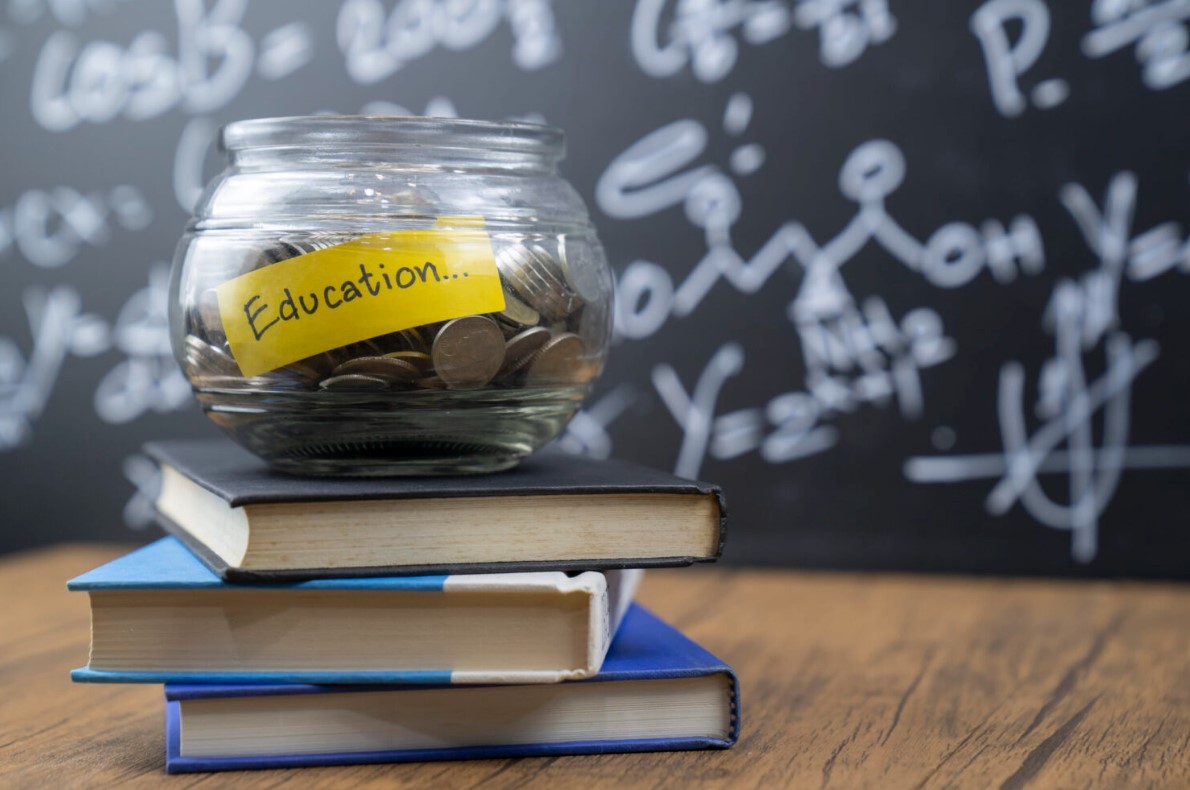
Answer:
(341, 338, 385, 358)
(196, 288, 226, 345)
(496, 291, 540, 328)
(415, 375, 446, 390)
(280, 360, 325, 382)
(496, 243, 582, 321)
(331, 356, 422, 384)
(182, 334, 239, 377)
(319, 374, 391, 391)
(431, 315, 505, 389)
(525, 332, 587, 386)
(293, 351, 338, 378)
(372, 327, 428, 353)
(499, 327, 552, 377)
(399, 327, 428, 351)
(255, 233, 355, 269)
(381, 350, 433, 372)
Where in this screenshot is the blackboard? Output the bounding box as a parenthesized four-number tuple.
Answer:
(2, 0, 1188, 577)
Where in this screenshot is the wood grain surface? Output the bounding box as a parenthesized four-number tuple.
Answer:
(1, 544, 1187, 789)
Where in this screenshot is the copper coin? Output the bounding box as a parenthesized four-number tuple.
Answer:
(431, 315, 505, 389)
(525, 332, 587, 386)
(196, 288, 226, 345)
(500, 327, 552, 376)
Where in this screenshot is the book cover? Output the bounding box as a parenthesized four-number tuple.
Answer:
(164, 604, 740, 773)
(70, 537, 641, 685)
(145, 437, 726, 582)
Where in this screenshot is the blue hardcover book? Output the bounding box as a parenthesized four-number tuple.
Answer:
(164, 604, 739, 773)
(69, 538, 641, 685)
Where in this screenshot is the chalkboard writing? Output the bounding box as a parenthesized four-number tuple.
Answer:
(1, 0, 1187, 577)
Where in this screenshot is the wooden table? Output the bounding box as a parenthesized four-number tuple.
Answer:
(2, 545, 1187, 789)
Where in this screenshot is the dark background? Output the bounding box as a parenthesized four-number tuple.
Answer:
(1, 1, 1188, 576)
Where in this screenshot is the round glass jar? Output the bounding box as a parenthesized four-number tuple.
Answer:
(169, 116, 612, 476)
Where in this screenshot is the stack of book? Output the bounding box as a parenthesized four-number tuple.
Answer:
(69, 438, 739, 773)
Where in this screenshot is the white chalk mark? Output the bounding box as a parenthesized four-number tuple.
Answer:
(173, 117, 216, 213)
(710, 407, 764, 459)
(631, 0, 889, 81)
(1031, 77, 1070, 108)
(257, 22, 313, 81)
(554, 384, 637, 459)
(596, 119, 714, 220)
(1084, 0, 1190, 89)
(906, 166, 1190, 563)
(730, 143, 766, 175)
(26, 0, 323, 132)
(907, 445, 1190, 481)
(794, 0, 896, 68)
(598, 119, 1034, 474)
(94, 265, 192, 424)
(2, 184, 151, 268)
(508, 0, 562, 70)
(653, 343, 745, 479)
(970, 0, 1065, 116)
(338, 0, 559, 85)
(0, 287, 96, 449)
(723, 91, 753, 135)
(121, 453, 162, 530)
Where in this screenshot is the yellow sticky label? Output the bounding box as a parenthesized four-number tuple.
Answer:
(216, 220, 506, 377)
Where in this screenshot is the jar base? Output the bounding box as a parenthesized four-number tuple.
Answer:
(266, 452, 524, 477)
(195, 385, 586, 477)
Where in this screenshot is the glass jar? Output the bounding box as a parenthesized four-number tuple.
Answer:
(169, 116, 612, 476)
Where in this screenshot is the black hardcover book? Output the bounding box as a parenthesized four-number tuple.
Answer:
(144, 438, 726, 582)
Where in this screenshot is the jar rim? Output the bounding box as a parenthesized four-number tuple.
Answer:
(221, 115, 564, 157)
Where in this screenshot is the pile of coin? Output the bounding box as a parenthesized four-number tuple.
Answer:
(181, 234, 599, 394)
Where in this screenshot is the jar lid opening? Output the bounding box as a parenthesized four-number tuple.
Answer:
(222, 116, 565, 163)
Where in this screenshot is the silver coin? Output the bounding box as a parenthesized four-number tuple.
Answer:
(431, 315, 505, 390)
(525, 332, 587, 386)
(331, 355, 422, 384)
(381, 350, 433, 371)
(318, 374, 391, 391)
(292, 352, 338, 378)
(496, 291, 540, 328)
(496, 243, 582, 321)
(196, 288, 226, 345)
(182, 334, 239, 377)
(499, 327, 552, 377)
(255, 232, 356, 269)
